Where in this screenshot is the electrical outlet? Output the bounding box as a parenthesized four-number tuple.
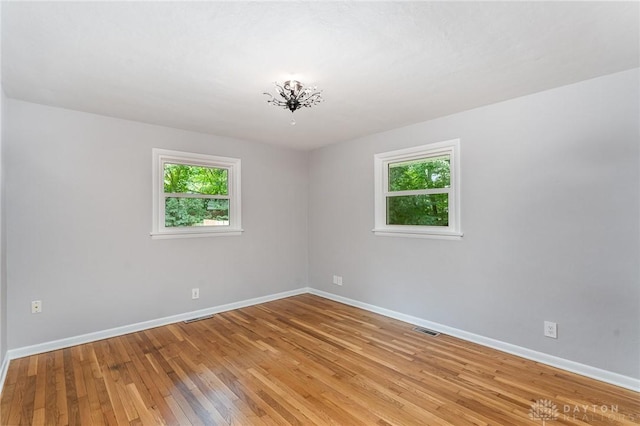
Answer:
(332, 275, 343, 286)
(544, 321, 557, 339)
(192, 288, 199, 299)
(31, 300, 42, 314)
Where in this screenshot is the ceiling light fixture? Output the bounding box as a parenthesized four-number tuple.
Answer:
(264, 80, 323, 125)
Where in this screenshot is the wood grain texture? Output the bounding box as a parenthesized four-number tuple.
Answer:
(1, 294, 638, 425)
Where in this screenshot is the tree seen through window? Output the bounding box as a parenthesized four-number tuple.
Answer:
(163, 164, 229, 227)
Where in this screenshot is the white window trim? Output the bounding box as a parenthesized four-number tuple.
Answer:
(373, 139, 462, 240)
(151, 148, 243, 239)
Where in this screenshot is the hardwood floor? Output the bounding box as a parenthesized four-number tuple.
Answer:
(1, 294, 638, 425)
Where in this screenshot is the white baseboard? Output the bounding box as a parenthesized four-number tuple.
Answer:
(308, 288, 640, 393)
(2, 286, 638, 394)
(0, 354, 9, 394)
(5, 287, 309, 362)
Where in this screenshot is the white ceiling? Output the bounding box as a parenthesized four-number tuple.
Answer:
(2, 2, 639, 150)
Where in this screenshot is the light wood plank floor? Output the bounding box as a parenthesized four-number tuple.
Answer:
(1, 294, 638, 425)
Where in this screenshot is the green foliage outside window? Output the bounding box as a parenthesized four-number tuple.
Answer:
(387, 156, 450, 226)
(164, 164, 228, 195)
(163, 164, 229, 227)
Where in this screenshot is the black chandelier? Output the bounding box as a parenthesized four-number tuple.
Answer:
(264, 80, 323, 124)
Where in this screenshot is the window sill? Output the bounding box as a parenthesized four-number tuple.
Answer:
(372, 228, 463, 240)
(150, 229, 244, 240)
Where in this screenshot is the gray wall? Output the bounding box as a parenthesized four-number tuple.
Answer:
(0, 89, 6, 365)
(0, 91, 6, 366)
(0, 2, 6, 366)
(5, 100, 309, 349)
(308, 69, 640, 378)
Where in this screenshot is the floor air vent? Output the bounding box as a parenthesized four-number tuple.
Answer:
(413, 327, 440, 337)
(183, 314, 214, 324)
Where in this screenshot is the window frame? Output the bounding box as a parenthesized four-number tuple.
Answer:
(373, 139, 462, 240)
(151, 148, 242, 239)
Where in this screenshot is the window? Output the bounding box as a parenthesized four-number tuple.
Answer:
(151, 149, 242, 239)
(373, 139, 461, 239)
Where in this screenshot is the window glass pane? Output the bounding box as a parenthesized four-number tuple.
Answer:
(386, 194, 448, 226)
(165, 197, 229, 227)
(164, 163, 228, 195)
(388, 155, 450, 191)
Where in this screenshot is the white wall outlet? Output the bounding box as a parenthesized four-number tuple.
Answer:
(31, 300, 42, 314)
(192, 288, 199, 299)
(332, 275, 343, 286)
(544, 321, 557, 339)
